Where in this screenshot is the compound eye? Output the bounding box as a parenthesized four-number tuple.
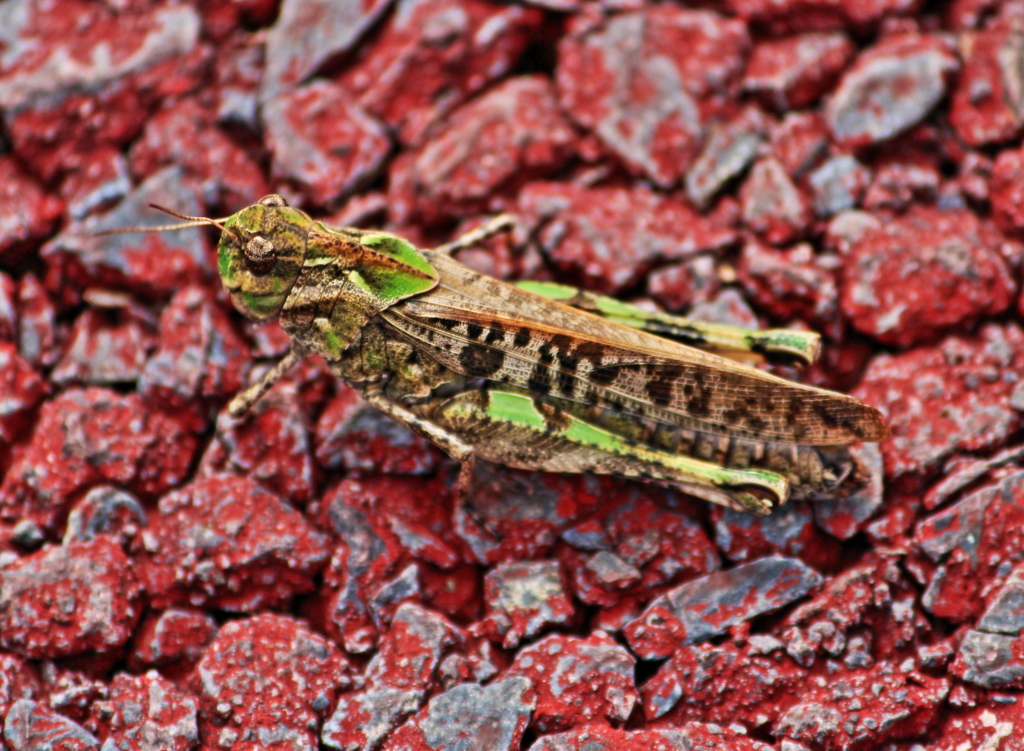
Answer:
(258, 194, 289, 207)
(244, 235, 275, 271)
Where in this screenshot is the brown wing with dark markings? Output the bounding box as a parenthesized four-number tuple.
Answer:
(380, 252, 889, 447)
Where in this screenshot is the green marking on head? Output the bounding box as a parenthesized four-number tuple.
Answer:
(217, 195, 313, 321)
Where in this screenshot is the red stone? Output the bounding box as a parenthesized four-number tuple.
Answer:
(774, 661, 950, 749)
(950, 24, 1024, 147)
(38, 663, 110, 724)
(191, 613, 351, 749)
(52, 308, 154, 387)
(0, 388, 200, 534)
(684, 106, 768, 209)
(855, 324, 1024, 480)
(531, 723, 773, 751)
(87, 672, 197, 751)
(15, 274, 59, 369)
(725, 0, 923, 33)
(808, 154, 872, 217)
(261, 0, 395, 102)
(518, 182, 737, 295)
(139, 285, 251, 410)
(0, 537, 141, 659)
(314, 481, 408, 653)
(647, 255, 721, 311)
(133, 474, 329, 611)
(927, 700, 1024, 751)
(382, 678, 533, 751)
(781, 556, 923, 665)
(506, 632, 637, 733)
(738, 241, 840, 336)
(862, 161, 941, 211)
(128, 608, 218, 676)
(0, 157, 64, 266)
(641, 638, 807, 725)
(42, 169, 210, 300)
(323, 602, 461, 750)
(389, 75, 575, 225)
(479, 560, 575, 648)
(201, 382, 316, 507)
(914, 470, 1024, 624)
(826, 33, 959, 147)
(0, 653, 41, 720)
(744, 32, 854, 111)
(457, 464, 605, 565)
(624, 556, 823, 660)
(740, 158, 813, 244)
(842, 209, 1016, 347)
(712, 502, 840, 570)
(0, 344, 47, 448)
(0, 1, 206, 183)
(315, 384, 442, 476)
(3, 700, 99, 751)
(129, 98, 269, 210)
(557, 7, 749, 187)
(58, 146, 131, 222)
(264, 81, 391, 206)
(338, 0, 545, 146)
(990, 144, 1024, 237)
(561, 492, 719, 609)
(769, 111, 831, 178)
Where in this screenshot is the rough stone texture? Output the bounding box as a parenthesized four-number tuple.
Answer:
(4, 699, 99, 751)
(854, 324, 1024, 480)
(950, 23, 1024, 147)
(530, 723, 773, 751)
(479, 560, 575, 648)
(0, 156, 65, 264)
(841, 209, 1016, 347)
(265, 81, 391, 206)
(261, 0, 394, 102)
(685, 106, 768, 209)
(127, 609, 218, 675)
(337, 0, 545, 145)
(826, 34, 959, 147)
(557, 6, 749, 187)
(914, 470, 1024, 624)
(624, 556, 824, 659)
(0, 388, 200, 534)
(315, 384, 441, 476)
(41, 169, 209, 300)
(381, 677, 534, 751)
(87, 671, 198, 751)
(389, 75, 575, 224)
(773, 662, 950, 750)
(201, 382, 316, 506)
(51, 307, 154, 387)
(641, 638, 806, 725)
(519, 182, 737, 294)
(506, 632, 637, 733)
(133, 474, 330, 611)
(0, 538, 141, 660)
(744, 32, 854, 111)
(193, 614, 351, 751)
(0, 343, 48, 448)
(322, 603, 461, 751)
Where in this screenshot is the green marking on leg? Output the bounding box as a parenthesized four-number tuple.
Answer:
(484, 391, 789, 503)
(517, 280, 821, 366)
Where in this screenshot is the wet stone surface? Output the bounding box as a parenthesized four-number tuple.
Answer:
(3, 0, 1024, 747)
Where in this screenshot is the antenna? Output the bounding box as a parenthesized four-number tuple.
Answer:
(95, 204, 238, 239)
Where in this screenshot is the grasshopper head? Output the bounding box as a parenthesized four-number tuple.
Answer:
(217, 194, 312, 321)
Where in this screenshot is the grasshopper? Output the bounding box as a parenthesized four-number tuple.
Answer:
(117, 194, 888, 514)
